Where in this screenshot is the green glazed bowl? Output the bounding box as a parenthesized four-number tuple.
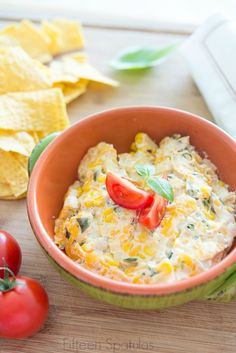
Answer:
(27, 106, 236, 309)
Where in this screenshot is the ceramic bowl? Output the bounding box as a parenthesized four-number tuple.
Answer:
(27, 106, 236, 309)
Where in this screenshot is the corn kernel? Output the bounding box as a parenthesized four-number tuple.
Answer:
(184, 199, 197, 210)
(85, 253, 97, 265)
(110, 229, 120, 237)
(97, 174, 106, 183)
(81, 243, 94, 252)
(132, 275, 141, 284)
(156, 261, 173, 274)
(123, 225, 132, 234)
(179, 254, 193, 267)
(130, 142, 137, 152)
(135, 132, 143, 144)
(143, 245, 155, 257)
(200, 186, 210, 198)
(161, 217, 172, 236)
(129, 245, 141, 256)
(138, 231, 148, 242)
(76, 186, 82, 196)
(195, 154, 202, 163)
(100, 268, 108, 275)
(84, 196, 105, 208)
(213, 199, 221, 207)
(82, 180, 91, 192)
(122, 241, 133, 253)
(218, 180, 225, 187)
(103, 211, 116, 223)
(106, 258, 119, 267)
(204, 210, 216, 221)
(124, 266, 136, 275)
(138, 253, 146, 260)
(103, 208, 113, 216)
(88, 159, 102, 168)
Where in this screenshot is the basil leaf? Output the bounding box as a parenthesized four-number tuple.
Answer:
(147, 176, 174, 202)
(135, 164, 155, 177)
(110, 44, 177, 70)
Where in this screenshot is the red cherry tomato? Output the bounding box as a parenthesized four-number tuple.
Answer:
(106, 171, 153, 210)
(0, 230, 22, 278)
(0, 276, 49, 339)
(139, 194, 167, 230)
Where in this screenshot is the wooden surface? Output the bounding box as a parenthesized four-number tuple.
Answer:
(1, 21, 236, 353)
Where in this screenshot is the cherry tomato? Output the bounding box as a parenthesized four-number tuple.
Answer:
(106, 171, 153, 210)
(0, 230, 22, 278)
(0, 275, 49, 339)
(139, 194, 167, 230)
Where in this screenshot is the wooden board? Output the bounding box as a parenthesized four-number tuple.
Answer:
(1, 22, 236, 353)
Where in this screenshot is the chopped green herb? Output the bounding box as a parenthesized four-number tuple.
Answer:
(167, 174, 174, 180)
(79, 240, 86, 246)
(202, 197, 216, 214)
(150, 270, 158, 277)
(65, 229, 71, 239)
(183, 152, 192, 160)
(187, 224, 194, 231)
(167, 251, 173, 259)
(77, 217, 90, 232)
(93, 170, 99, 181)
(186, 181, 199, 199)
(123, 257, 138, 263)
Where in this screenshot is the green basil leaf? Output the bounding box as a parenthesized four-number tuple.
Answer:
(110, 44, 177, 70)
(147, 176, 174, 202)
(135, 164, 155, 177)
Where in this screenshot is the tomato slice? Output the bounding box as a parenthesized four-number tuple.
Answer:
(106, 171, 153, 210)
(139, 194, 167, 230)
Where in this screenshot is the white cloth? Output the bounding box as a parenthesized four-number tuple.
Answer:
(181, 13, 236, 138)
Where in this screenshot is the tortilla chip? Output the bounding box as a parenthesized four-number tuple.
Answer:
(0, 150, 28, 197)
(0, 20, 52, 63)
(50, 55, 119, 87)
(0, 131, 36, 156)
(0, 88, 69, 133)
(55, 79, 88, 103)
(42, 19, 85, 55)
(0, 181, 13, 198)
(0, 47, 52, 94)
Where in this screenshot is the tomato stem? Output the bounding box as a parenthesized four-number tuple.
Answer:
(0, 266, 17, 292)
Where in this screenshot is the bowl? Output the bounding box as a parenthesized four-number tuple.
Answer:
(27, 106, 236, 309)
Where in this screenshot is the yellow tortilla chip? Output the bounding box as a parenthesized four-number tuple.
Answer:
(0, 131, 36, 156)
(0, 150, 28, 197)
(0, 181, 13, 198)
(42, 19, 85, 55)
(0, 20, 52, 63)
(50, 55, 119, 87)
(55, 79, 88, 104)
(0, 47, 52, 94)
(0, 88, 69, 133)
(1, 192, 27, 200)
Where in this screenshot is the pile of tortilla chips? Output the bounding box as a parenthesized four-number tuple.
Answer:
(0, 19, 118, 200)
